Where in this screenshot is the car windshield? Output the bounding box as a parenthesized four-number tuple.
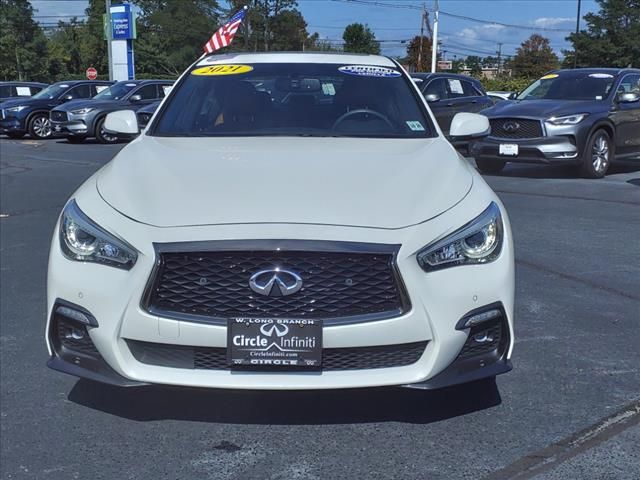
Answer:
(152, 62, 434, 138)
(94, 82, 137, 100)
(517, 72, 616, 101)
(31, 83, 70, 100)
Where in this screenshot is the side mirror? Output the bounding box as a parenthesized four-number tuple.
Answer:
(508, 92, 518, 100)
(449, 112, 490, 141)
(425, 94, 440, 103)
(618, 92, 640, 103)
(61, 94, 74, 102)
(104, 110, 139, 139)
(129, 94, 142, 102)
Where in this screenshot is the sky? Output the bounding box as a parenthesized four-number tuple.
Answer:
(30, 0, 599, 59)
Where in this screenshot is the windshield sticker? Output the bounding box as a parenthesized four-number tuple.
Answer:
(16, 87, 31, 96)
(595, 95, 603, 100)
(338, 65, 401, 78)
(162, 85, 173, 95)
(540, 74, 559, 80)
(95, 85, 109, 93)
(322, 83, 336, 95)
(448, 79, 464, 94)
(191, 65, 253, 76)
(589, 73, 614, 79)
(406, 120, 425, 131)
(125, 83, 137, 86)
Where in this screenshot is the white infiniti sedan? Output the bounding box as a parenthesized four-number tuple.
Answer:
(46, 52, 515, 390)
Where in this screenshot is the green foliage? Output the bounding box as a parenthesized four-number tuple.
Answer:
(481, 76, 533, 94)
(511, 34, 559, 78)
(563, 0, 640, 68)
(342, 23, 380, 55)
(133, 0, 220, 76)
(405, 35, 432, 72)
(0, 0, 49, 81)
(465, 55, 483, 77)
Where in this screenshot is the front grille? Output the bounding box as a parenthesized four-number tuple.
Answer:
(145, 245, 408, 324)
(126, 339, 427, 371)
(489, 118, 543, 139)
(50, 111, 67, 122)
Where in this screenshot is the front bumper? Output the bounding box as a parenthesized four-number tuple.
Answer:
(51, 119, 89, 137)
(471, 135, 579, 164)
(46, 178, 515, 390)
(0, 116, 25, 134)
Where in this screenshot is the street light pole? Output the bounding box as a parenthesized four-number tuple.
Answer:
(431, 0, 439, 73)
(574, 0, 581, 68)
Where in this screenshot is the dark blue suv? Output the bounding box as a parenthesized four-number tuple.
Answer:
(472, 68, 640, 178)
(0, 80, 112, 140)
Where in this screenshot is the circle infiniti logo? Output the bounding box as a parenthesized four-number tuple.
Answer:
(502, 121, 521, 133)
(249, 269, 303, 297)
(259, 322, 289, 337)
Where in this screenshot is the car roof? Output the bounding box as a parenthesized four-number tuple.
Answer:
(198, 51, 397, 68)
(550, 68, 640, 75)
(0, 81, 48, 87)
(112, 79, 174, 85)
(51, 80, 113, 86)
(411, 72, 481, 82)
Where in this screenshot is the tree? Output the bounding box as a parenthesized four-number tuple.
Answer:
(563, 0, 640, 68)
(406, 35, 432, 72)
(0, 0, 49, 81)
(133, 0, 220, 76)
(511, 34, 559, 78)
(465, 55, 483, 77)
(227, 0, 312, 52)
(342, 23, 380, 55)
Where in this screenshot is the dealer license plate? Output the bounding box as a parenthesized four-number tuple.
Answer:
(499, 143, 519, 156)
(227, 318, 322, 368)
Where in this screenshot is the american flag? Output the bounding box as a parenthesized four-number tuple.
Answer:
(203, 7, 248, 54)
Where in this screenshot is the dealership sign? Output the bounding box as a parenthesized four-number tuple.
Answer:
(437, 60, 453, 71)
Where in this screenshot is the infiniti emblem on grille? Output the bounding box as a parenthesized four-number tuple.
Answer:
(249, 269, 303, 297)
(502, 121, 521, 133)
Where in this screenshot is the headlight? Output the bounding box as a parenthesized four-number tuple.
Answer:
(546, 113, 588, 125)
(417, 202, 503, 271)
(70, 107, 94, 115)
(59, 200, 137, 270)
(7, 106, 28, 112)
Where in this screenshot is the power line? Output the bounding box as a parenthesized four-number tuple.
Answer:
(328, 0, 574, 32)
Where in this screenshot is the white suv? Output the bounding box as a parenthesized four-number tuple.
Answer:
(46, 53, 515, 391)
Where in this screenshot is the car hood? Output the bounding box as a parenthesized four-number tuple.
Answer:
(96, 136, 473, 229)
(0, 97, 54, 109)
(481, 99, 607, 118)
(55, 99, 127, 112)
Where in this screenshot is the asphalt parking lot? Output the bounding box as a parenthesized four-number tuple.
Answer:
(1, 137, 639, 480)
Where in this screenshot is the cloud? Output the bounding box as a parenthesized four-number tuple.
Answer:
(532, 17, 574, 28)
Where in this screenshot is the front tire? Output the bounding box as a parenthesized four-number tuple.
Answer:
(580, 129, 613, 179)
(28, 113, 53, 139)
(95, 117, 119, 144)
(475, 158, 506, 174)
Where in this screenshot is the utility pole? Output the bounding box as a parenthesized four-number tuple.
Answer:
(431, 0, 439, 73)
(497, 42, 503, 75)
(105, 0, 113, 81)
(574, 0, 581, 68)
(417, 4, 426, 72)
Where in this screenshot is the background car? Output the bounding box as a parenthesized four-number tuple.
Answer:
(0, 80, 113, 140)
(472, 68, 640, 178)
(50, 80, 173, 144)
(135, 100, 161, 130)
(411, 73, 494, 135)
(0, 82, 48, 102)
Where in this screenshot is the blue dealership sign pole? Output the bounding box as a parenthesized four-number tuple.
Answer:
(108, 4, 136, 81)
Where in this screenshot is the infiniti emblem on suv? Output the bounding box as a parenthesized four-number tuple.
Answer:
(249, 269, 303, 297)
(503, 121, 521, 133)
